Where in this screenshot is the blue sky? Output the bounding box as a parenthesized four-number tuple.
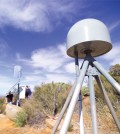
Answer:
(0, 0, 120, 95)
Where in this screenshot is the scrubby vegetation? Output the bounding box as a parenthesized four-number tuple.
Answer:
(95, 64, 120, 106)
(94, 64, 120, 129)
(14, 64, 120, 130)
(14, 110, 27, 127)
(21, 82, 71, 127)
(33, 82, 71, 115)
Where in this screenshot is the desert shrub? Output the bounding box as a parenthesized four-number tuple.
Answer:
(22, 99, 45, 127)
(14, 110, 27, 127)
(33, 82, 71, 116)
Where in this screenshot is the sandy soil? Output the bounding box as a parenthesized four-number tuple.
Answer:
(0, 114, 51, 134)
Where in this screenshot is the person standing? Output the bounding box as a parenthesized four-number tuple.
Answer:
(6, 91, 13, 104)
(25, 86, 32, 99)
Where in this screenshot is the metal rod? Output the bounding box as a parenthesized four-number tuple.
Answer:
(75, 54, 80, 77)
(60, 60, 89, 134)
(88, 75, 98, 134)
(95, 75, 120, 132)
(51, 80, 77, 134)
(78, 92, 84, 134)
(75, 55, 84, 134)
(93, 60, 120, 94)
(16, 82, 20, 106)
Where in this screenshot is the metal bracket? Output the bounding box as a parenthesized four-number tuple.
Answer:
(86, 66, 100, 76)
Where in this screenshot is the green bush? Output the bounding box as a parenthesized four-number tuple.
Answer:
(14, 111, 27, 127)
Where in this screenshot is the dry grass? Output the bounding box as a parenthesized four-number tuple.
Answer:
(21, 99, 45, 128)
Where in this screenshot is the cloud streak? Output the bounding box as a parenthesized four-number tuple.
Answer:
(0, 0, 78, 32)
(108, 20, 120, 33)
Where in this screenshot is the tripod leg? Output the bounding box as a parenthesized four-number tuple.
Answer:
(95, 76, 120, 132)
(60, 60, 89, 134)
(93, 61, 120, 94)
(51, 80, 77, 134)
(78, 92, 84, 134)
(88, 75, 98, 134)
(75, 54, 84, 134)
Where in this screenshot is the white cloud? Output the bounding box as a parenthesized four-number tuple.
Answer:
(46, 73, 74, 84)
(64, 60, 83, 74)
(108, 21, 120, 33)
(0, 38, 9, 57)
(110, 59, 120, 65)
(101, 44, 120, 65)
(58, 44, 66, 56)
(31, 47, 65, 71)
(23, 75, 44, 83)
(64, 62, 75, 74)
(0, 76, 15, 95)
(0, 0, 78, 32)
(33, 70, 43, 75)
(15, 43, 78, 86)
(17, 44, 72, 72)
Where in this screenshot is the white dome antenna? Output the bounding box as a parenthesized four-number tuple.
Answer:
(67, 18, 112, 58)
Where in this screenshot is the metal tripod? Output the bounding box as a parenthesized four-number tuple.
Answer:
(51, 53, 120, 134)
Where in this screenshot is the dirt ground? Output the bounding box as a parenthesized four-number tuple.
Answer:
(0, 114, 52, 134)
(0, 97, 119, 134)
